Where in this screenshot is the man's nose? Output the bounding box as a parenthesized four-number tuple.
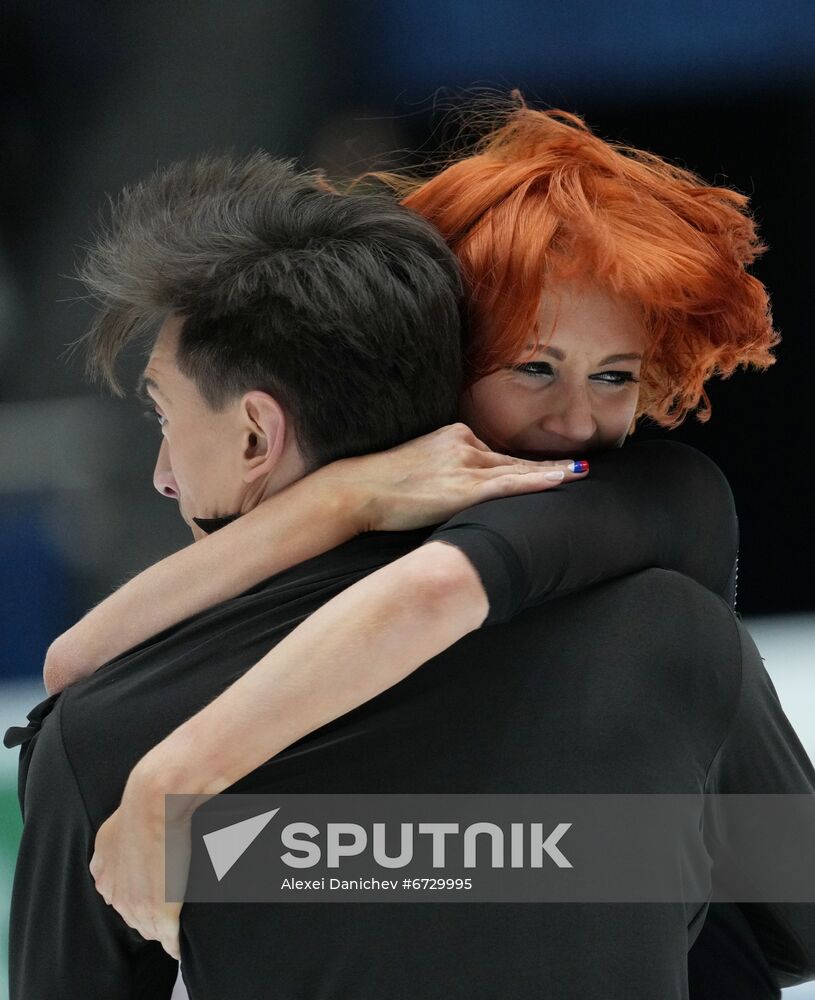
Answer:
(152, 438, 179, 499)
(541, 382, 596, 444)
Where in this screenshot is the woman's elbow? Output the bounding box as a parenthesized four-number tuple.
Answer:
(43, 634, 80, 695)
(411, 541, 490, 633)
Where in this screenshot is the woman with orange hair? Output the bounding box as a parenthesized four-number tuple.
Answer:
(36, 105, 807, 998)
(399, 106, 774, 432)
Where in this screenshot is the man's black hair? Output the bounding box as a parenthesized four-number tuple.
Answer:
(79, 153, 463, 468)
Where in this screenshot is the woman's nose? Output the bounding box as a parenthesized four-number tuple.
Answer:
(541, 383, 596, 443)
(152, 438, 179, 499)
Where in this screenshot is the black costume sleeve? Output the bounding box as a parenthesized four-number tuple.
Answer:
(425, 439, 739, 624)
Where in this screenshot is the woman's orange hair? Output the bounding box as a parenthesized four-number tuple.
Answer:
(376, 103, 778, 427)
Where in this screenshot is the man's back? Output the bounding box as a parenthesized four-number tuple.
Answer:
(11, 538, 815, 999)
(176, 564, 748, 1000)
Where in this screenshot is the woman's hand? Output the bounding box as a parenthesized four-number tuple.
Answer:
(89, 762, 210, 962)
(90, 772, 185, 961)
(316, 422, 588, 532)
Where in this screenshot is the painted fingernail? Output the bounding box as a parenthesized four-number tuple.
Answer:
(545, 470, 566, 481)
(570, 460, 589, 474)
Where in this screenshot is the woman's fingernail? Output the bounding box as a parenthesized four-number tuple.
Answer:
(570, 460, 589, 474)
(545, 470, 566, 481)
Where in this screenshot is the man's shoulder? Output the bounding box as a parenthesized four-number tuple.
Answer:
(509, 566, 741, 662)
(595, 566, 735, 618)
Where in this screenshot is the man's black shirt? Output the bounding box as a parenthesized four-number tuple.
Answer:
(5, 440, 814, 999)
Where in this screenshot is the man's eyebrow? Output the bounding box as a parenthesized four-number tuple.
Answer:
(136, 374, 165, 403)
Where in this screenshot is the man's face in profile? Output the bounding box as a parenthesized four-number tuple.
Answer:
(139, 317, 254, 539)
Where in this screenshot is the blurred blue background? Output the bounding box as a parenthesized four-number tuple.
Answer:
(1, 1, 814, 997)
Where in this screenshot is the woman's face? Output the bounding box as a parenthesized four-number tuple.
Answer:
(460, 281, 646, 458)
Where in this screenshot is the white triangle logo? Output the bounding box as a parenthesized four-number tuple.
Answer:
(202, 807, 280, 881)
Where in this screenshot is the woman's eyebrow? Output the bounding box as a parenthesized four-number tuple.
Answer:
(523, 345, 565, 361)
(599, 353, 642, 365)
(521, 347, 642, 365)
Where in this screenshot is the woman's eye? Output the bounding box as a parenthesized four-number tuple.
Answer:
(508, 364, 639, 386)
(512, 362, 554, 379)
(591, 371, 640, 386)
(143, 408, 167, 428)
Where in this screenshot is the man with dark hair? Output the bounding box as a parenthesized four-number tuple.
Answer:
(5, 151, 470, 998)
(5, 152, 815, 1000)
(80, 153, 464, 476)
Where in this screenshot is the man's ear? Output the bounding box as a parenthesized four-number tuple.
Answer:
(240, 391, 287, 484)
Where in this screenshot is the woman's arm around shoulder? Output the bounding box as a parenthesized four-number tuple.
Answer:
(44, 423, 580, 693)
(425, 437, 739, 625)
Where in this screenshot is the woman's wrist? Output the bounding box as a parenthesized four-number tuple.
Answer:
(308, 459, 379, 534)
